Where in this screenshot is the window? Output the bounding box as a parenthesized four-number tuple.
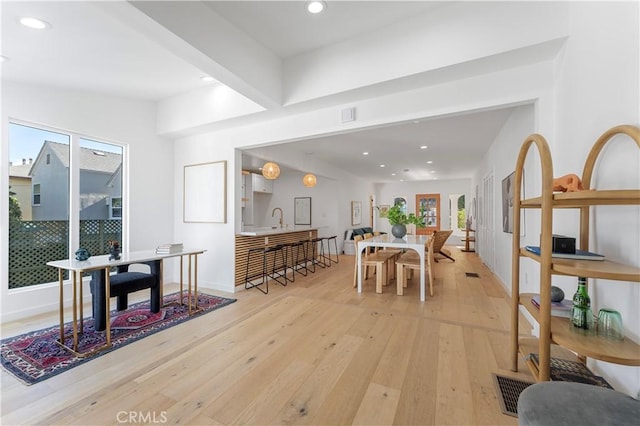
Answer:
(32, 183, 41, 205)
(110, 197, 122, 219)
(8, 121, 125, 289)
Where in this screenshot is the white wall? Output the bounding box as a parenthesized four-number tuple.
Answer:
(553, 2, 640, 394)
(0, 81, 175, 321)
(472, 104, 536, 286)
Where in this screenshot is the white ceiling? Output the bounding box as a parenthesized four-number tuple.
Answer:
(205, 1, 444, 58)
(0, 1, 208, 100)
(1, 1, 520, 183)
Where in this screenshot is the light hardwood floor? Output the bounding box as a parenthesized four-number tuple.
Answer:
(1, 246, 534, 425)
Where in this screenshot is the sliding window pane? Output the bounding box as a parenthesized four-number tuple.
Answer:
(79, 138, 123, 256)
(8, 122, 70, 289)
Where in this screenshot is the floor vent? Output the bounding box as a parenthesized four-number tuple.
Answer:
(465, 272, 480, 278)
(492, 374, 535, 417)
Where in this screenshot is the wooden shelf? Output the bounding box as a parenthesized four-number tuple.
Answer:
(510, 125, 640, 383)
(521, 189, 640, 208)
(518, 337, 583, 378)
(519, 248, 640, 282)
(520, 294, 640, 366)
(461, 228, 475, 252)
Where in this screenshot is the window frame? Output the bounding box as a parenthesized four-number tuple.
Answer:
(7, 118, 128, 290)
(32, 183, 41, 206)
(109, 196, 122, 219)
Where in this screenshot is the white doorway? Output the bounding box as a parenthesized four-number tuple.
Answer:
(449, 193, 465, 237)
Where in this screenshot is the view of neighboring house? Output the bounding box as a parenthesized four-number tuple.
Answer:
(29, 141, 122, 221)
(8, 158, 33, 221)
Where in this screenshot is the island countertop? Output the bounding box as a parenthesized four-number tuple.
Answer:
(238, 226, 317, 236)
(235, 228, 318, 286)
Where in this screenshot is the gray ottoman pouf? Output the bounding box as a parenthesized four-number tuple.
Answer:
(518, 381, 640, 426)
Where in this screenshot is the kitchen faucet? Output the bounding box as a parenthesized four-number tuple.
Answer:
(272, 207, 284, 228)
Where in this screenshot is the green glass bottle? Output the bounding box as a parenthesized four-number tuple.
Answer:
(571, 277, 594, 329)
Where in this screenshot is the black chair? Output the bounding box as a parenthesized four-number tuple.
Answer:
(90, 260, 161, 332)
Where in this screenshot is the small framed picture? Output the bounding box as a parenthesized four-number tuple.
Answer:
(378, 205, 390, 218)
(351, 201, 362, 225)
(294, 197, 312, 225)
(502, 172, 515, 233)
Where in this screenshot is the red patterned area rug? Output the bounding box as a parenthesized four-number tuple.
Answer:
(1, 292, 236, 385)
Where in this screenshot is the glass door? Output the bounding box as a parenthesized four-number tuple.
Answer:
(415, 193, 440, 235)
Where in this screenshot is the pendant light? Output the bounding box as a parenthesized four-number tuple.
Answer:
(303, 173, 317, 187)
(302, 152, 317, 187)
(262, 162, 280, 180)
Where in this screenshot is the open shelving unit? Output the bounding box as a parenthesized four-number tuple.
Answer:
(510, 125, 640, 382)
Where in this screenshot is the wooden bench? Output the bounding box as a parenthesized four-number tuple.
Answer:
(395, 238, 435, 297)
(352, 235, 398, 293)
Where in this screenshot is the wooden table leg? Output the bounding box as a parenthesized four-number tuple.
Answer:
(58, 268, 64, 345)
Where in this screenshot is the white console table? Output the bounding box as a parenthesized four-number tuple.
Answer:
(47, 248, 206, 357)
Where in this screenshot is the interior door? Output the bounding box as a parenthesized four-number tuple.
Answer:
(415, 193, 440, 235)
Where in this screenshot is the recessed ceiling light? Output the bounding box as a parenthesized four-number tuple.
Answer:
(420, 145, 427, 149)
(379, 164, 385, 168)
(307, 1, 326, 14)
(201, 76, 215, 83)
(391, 173, 396, 176)
(20, 17, 50, 30)
(362, 152, 369, 155)
(426, 160, 433, 164)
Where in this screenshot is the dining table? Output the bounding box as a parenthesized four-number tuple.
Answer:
(356, 234, 430, 301)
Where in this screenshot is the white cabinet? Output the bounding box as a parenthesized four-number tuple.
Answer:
(252, 173, 273, 193)
(243, 173, 272, 226)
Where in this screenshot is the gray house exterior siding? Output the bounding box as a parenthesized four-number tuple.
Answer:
(30, 141, 122, 221)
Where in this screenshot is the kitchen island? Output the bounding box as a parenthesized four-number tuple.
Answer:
(235, 227, 318, 286)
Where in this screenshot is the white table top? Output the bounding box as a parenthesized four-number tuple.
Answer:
(46, 248, 206, 272)
(358, 234, 430, 247)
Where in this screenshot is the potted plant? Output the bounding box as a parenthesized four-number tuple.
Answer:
(385, 202, 425, 238)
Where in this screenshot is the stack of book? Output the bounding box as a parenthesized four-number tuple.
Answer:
(531, 294, 573, 318)
(156, 243, 184, 254)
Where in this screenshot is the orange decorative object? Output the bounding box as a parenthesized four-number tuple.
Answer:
(552, 173, 584, 192)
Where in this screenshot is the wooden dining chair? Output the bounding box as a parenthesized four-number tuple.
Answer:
(395, 236, 435, 296)
(352, 235, 396, 293)
(429, 229, 455, 262)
